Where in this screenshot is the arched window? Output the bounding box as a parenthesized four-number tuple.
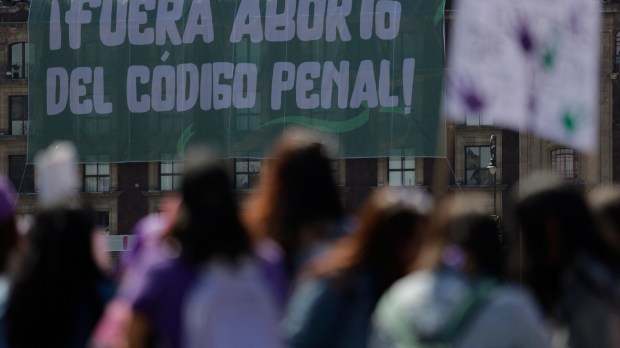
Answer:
(9, 42, 28, 78)
(551, 148, 578, 180)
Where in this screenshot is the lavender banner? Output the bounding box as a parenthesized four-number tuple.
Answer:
(446, 0, 601, 152)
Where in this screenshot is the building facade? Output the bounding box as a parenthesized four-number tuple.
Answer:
(2, 1, 620, 239)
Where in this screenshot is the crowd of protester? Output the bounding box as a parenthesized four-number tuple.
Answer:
(0, 129, 620, 347)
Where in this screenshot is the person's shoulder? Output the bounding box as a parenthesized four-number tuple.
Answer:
(490, 285, 541, 309)
(480, 284, 546, 324)
(140, 258, 197, 296)
(148, 258, 193, 277)
(297, 275, 336, 297)
(575, 254, 620, 305)
(285, 274, 344, 316)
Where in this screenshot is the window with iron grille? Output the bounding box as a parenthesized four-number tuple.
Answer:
(235, 37, 261, 66)
(8, 155, 34, 193)
(465, 112, 493, 126)
(234, 37, 261, 131)
(388, 156, 416, 186)
(93, 211, 110, 234)
(9, 96, 28, 136)
(551, 148, 578, 180)
(465, 146, 492, 185)
(84, 114, 110, 135)
(9, 42, 28, 79)
(160, 153, 182, 191)
(616, 31, 620, 70)
(159, 114, 183, 134)
(330, 160, 340, 183)
(84, 155, 110, 192)
(235, 156, 261, 189)
(236, 91, 261, 131)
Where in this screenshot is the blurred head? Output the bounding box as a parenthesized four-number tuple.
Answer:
(8, 197, 108, 348)
(245, 128, 344, 268)
(172, 148, 250, 265)
(308, 189, 431, 293)
(515, 175, 594, 269)
(513, 174, 614, 313)
(25, 197, 100, 279)
(589, 186, 620, 252)
(0, 175, 17, 273)
(417, 194, 504, 279)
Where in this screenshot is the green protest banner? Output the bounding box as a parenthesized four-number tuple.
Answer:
(28, 0, 445, 162)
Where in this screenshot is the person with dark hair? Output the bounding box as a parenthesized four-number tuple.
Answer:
(589, 186, 620, 256)
(0, 176, 18, 348)
(6, 197, 114, 348)
(0, 176, 17, 276)
(515, 175, 620, 348)
(371, 195, 549, 348)
(127, 150, 279, 348)
(244, 128, 344, 299)
(282, 189, 430, 348)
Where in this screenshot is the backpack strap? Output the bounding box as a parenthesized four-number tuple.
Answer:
(434, 278, 497, 343)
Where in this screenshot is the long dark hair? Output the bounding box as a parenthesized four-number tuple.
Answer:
(515, 177, 620, 314)
(245, 129, 344, 274)
(0, 218, 17, 274)
(305, 189, 429, 294)
(0, 175, 18, 274)
(171, 154, 251, 265)
(7, 197, 108, 348)
(589, 186, 620, 254)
